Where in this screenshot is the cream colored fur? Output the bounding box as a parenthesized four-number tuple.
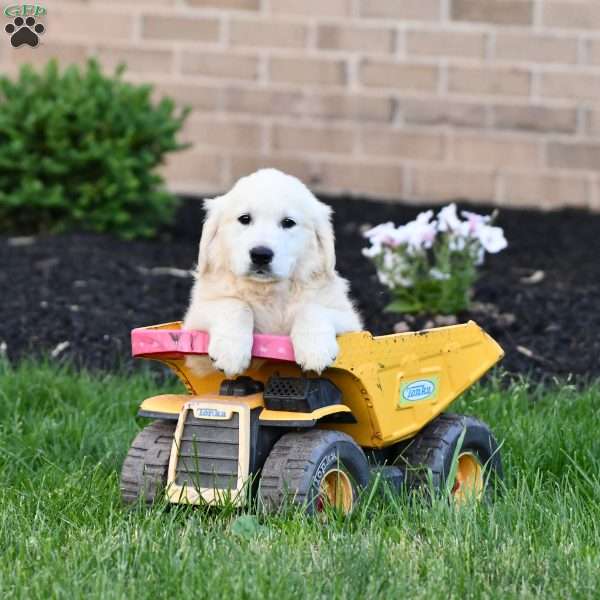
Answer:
(183, 168, 362, 376)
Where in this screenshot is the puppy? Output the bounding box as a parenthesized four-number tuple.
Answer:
(183, 168, 362, 377)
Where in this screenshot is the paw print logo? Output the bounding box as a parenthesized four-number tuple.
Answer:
(5, 16, 45, 48)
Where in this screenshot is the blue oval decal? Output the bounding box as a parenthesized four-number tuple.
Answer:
(402, 379, 436, 402)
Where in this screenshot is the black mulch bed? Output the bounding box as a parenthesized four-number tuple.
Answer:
(2, 197, 600, 382)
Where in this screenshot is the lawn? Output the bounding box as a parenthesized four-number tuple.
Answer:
(1, 361, 598, 599)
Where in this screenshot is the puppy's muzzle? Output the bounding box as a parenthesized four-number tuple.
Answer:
(250, 246, 274, 267)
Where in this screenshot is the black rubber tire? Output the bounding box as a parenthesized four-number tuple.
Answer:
(399, 413, 503, 498)
(120, 420, 176, 506)
(259, 429, 371, 515)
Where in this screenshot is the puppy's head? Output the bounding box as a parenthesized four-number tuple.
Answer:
(196, 169, 335, 283)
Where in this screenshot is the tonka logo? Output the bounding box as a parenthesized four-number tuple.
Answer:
(315, 452, 337, 481)
(196, 407, 228, 419)
(401, 379, 437, 403)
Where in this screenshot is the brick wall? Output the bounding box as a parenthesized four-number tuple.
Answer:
(2, 0, 599, 210)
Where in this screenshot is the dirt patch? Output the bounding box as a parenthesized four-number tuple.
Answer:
(2, 197, 599, 381)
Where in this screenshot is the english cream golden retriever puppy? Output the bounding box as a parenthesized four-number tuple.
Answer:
(183, 168, 362, 376)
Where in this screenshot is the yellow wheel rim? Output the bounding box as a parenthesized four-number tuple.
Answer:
(316, 468, 353, 514)
(451, 452, 484, 503)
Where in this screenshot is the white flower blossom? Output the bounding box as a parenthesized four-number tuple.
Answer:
(377, 271, 392, 286)
(403, 210, 437, 251)
(437, 203, 462, 233)
(477, 225, 507, 254)
(462, 209, 490, 227)
(460, 210, 493, 242)
(362, 244, 382, 258)
(363, 222, 399, 247)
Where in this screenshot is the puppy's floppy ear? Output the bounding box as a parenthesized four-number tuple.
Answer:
(196, 196, 221, 276)
(314, 202, 336, 278)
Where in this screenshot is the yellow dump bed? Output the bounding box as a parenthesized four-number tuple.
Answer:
(132, 321, 503, 448)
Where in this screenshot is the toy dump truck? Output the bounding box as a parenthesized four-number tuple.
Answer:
(121, 321, 504, 513)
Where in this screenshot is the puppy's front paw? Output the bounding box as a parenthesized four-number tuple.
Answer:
(292, 330, 339, 374)
(208, 334, 252, 377)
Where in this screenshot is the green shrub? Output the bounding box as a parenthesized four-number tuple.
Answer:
(0, 59, 189, 238)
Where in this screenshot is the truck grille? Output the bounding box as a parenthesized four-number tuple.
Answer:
(175, 411, 240, 490)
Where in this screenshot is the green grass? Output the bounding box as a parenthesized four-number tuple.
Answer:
(1, 360, 599, 599)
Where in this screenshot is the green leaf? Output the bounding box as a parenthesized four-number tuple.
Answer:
(230, 515, 266, 539)
(384, 300, 422, 314)
(445, 426, 467, 497)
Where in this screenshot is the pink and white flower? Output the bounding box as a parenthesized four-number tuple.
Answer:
(361, 203, 507, 299)
(403, 210, 437, 251)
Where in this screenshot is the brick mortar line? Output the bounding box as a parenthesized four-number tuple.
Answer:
(533, 0, 544, 30)
(539, 136, 548, 167)
(183, 113, 593, 143)
(220, 13, 230, 48)
(400, 25, 590, 40)
(530, 68, 542, 101)
(440, 0, 450, 22)
(218, 14, 489, 33)
(262, 51, 600, 70)
(88, 67, 600, 110)
(315, 18, 402, 31)
(261, 120, 271, 154)
(144, 78, 588, 108)
(391, 98, 404, 127)
(346, 54, 360, 91)
(172, 44, 182, 76)
(305, 17, 318, 52)
(131, 9, 142, 44)
(208, 15, 600, 39)
(394, 26, 406, 59)
(257, 49, 269, 84)
(351, 129, 360, 157)
(444, 129, 455, 163)
(33, 38, 600, 71)
(438, 59, 448, 94)
(577, 37, 590, 65)
(576, 106, 588, 137)
(494, 61, 600, 73)
(175, 157, 600, 185)
(484, 105, 495, 129)
(211, 151, 600, 182)
(442, 128, 454, 164)
(485, 30, 495, 61)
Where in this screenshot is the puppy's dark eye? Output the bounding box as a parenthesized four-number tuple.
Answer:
(238, 214, 251, 225)
(281, 217, 296, 229)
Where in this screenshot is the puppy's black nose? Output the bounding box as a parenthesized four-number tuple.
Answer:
(250, 246, 274, 266)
